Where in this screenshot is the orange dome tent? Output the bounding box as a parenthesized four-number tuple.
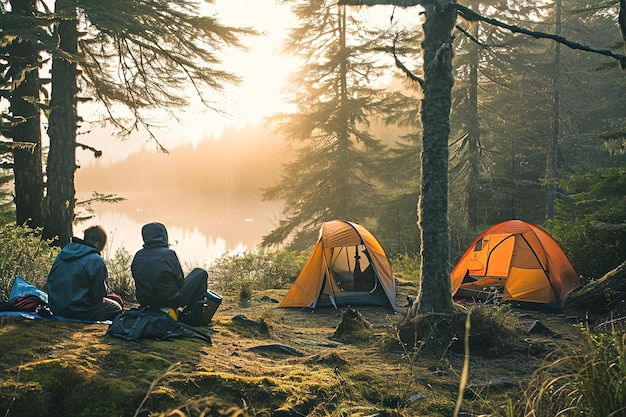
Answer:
(451, 220, 582, 310)
(279, 220, 396, 310)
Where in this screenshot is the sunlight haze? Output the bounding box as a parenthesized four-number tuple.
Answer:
(78, 0, 297, 167)
(74, 1, 421, 264)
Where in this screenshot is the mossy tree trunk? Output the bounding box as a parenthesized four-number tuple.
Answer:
(44, 1, 79, 246)
(7, 0, 44, 229)
(414, 2, 456, 313)
(337, 0, 456, 314)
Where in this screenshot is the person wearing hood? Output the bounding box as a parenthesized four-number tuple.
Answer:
(46, 225, 123, 321)
(131, 222, 208, 309)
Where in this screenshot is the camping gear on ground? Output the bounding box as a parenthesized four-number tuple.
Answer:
(2, 276, 51, 316)
(0, 277, 112, 322)
(160, 307, 179, 321)
(107, 306, 212, 343)
(8, 276, 48, 305)
(451, 219, 582, 311)
(279, 220, 396, 310)
(179, 290, 222, 327)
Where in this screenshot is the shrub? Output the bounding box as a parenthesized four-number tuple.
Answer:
(104, 247, 136, 302)
(207, 249, 308, 295)
(0, 223, 59, 299)
(390, 252, 421, 283)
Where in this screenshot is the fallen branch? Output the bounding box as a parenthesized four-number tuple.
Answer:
(566, 259, 626, 313)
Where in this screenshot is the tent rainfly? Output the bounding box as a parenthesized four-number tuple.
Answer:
(451, 220, 582, 310)
(279, 220, 396, 310)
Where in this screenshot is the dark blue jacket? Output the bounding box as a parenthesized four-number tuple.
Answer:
(46, 238, 108, 318)
(131, 222, 186, 307)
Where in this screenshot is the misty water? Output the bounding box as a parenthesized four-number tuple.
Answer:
(77, 190, 283, 267)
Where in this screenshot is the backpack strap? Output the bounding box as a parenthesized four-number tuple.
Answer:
(177, 321, 212, 345)
(126, 314, 151, 341)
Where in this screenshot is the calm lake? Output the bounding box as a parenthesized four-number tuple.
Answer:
(76, 190, 283, 267)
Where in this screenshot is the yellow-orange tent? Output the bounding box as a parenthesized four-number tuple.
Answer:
(451, 220, 582, 310)
(279, 220, 396, 310)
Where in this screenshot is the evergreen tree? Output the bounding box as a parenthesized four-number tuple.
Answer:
(451, 0, 623, 231)
(44, 0, 80, 244)
(373, 27, 424, 256)
(375, 129, 423, 255)
(449, 0, 483, 231)
(261, 0, 393, 250)
(544, 0, 626, 278)
(339, 0, 626, 314)
(2, 0, 254, 245)
(450, 1, 554, 234)
(0, 0, 48, 229)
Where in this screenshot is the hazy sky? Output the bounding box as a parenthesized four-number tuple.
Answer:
(76, 1, 419, 167)
(73, 1, 421, 262)
(78, 0, 297, 166)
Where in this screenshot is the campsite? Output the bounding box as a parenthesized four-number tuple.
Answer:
(0, 275, 602, 417)
(2, 218, 625, 417)
(1, 1, 625, 416)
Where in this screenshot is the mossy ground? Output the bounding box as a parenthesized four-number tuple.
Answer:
(0, 280, 587, 417)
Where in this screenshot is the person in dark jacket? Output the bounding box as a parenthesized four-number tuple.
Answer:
(131, 222, 208, 309)
(47, 225, 123, 321)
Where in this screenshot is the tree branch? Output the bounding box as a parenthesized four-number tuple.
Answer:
(339, 1, 626, 68)
(76, 142, 103, 158)
(338, 0, 422, 5)
(393, 34, 424, 87)
(454, 3, 626, 67)
(455, 24, 489, 50)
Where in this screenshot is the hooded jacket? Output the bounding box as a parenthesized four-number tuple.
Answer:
(131, 222, 186, 307)
(46, 237, 108, 318)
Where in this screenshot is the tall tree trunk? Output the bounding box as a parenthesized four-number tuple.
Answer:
(8, 0, 44, 229)
(44, 1, 78, 246)
(337, 5, 352, 220)
(336, 0, 457, 313)
(465, 8, 480, 229)
(618, 0, 626, 71)
(414, 3, 456, 313)
(545, 0, 561, 220)
(509, 136, 517, 219)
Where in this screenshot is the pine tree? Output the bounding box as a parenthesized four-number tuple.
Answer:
(261, 0, 393, 250)
(0, 0, 47, 229)
(44, 0, 80, 245)
(373, 27, 424, 256)
(1, 0, 254, 245)
(339, 0, 626, 313)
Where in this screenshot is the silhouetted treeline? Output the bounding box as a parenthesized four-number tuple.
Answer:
(77, 123, 289, 198)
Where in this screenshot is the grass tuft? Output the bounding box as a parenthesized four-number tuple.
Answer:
(521, 324, 626, 416)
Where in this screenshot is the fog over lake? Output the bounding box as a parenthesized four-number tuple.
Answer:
(75, 123, 289, 266)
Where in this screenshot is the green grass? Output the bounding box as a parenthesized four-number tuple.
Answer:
(521, 324, 626, 416)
